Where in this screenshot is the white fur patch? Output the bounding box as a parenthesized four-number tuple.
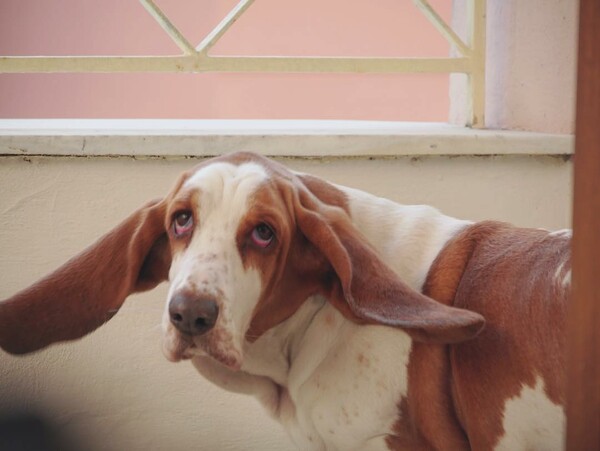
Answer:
(548, 229, 572, 238)
(163, 162, 269, 367)
(276, 303, 412, 450)
(554, 261, 565, 281)
(339, 185, 469, 290)
(553, 260, 571, 289)
(495, 377, 565, 450)
(562, 269, 571, 288)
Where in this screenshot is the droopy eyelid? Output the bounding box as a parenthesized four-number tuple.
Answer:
(167, 194, 197, 228)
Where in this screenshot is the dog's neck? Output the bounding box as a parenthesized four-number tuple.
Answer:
(242, 295, 328, 385)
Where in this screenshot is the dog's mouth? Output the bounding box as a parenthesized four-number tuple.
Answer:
(162, 326, 194, 362)
(162, 324, 242, 370)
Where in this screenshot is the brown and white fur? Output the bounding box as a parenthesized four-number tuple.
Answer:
(0, 152, 570, 450)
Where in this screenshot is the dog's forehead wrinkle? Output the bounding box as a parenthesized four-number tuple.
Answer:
(177, 162, 270, 243)
(184, 161, 268, 201)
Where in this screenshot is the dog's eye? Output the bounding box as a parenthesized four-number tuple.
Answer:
(251, 223, 275, 248)
(173, 211, 194, 237)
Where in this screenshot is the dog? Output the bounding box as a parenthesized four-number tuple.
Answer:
(0, 152, 570, 450)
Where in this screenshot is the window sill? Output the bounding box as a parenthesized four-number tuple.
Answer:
(0, 119, 573, 158)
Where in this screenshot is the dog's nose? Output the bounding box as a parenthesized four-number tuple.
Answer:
(168, 293, 219, 336)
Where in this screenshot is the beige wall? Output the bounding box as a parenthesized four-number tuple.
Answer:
(0, 153, 572, 450)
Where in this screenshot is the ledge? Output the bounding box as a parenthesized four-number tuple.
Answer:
(0, 119, 573, 158)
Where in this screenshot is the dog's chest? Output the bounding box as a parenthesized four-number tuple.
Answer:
(278, 307, 412, 450)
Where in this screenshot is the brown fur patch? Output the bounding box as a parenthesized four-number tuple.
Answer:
(388, 221, 571, 449)
(448, 223, 569, 449)
(385, 397, 435, 450)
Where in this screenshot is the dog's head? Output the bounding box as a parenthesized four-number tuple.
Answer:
(0, 152, 484, 366)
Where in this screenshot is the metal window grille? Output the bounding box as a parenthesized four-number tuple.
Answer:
(0, 0, 486, 127)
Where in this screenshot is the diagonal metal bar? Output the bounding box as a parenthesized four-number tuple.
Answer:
(196, 0, 255, 55)
(412, 0, 471, 56)
(140, 0, 197, 55)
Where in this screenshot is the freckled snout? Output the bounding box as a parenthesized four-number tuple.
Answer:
(168, 292, 219, 336)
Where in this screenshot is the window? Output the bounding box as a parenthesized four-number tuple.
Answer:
(0, 0, 485, 126)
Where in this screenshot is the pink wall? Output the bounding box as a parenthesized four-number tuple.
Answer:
(0, 0, 451, 120)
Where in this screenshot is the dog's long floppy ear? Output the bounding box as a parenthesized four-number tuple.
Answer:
(0, 199, 171, 355)
(293, 186, 485, 344)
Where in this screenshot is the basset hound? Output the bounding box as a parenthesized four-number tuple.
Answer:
(0, 152, 570, 450)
